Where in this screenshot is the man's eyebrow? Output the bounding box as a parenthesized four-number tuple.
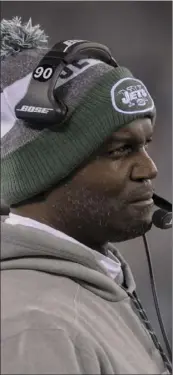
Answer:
(105, 132, 153, 145)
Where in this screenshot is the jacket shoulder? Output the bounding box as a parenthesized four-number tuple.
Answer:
(1, 269, 79, 336)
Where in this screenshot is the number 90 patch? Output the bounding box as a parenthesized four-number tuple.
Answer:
(33, 64, 54, 82)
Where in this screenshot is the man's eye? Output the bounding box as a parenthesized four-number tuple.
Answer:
(107, 140, 152, 158)
(108, 145, 132, 157)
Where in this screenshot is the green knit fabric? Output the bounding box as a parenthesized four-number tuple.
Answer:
(1, 67, 156, 205)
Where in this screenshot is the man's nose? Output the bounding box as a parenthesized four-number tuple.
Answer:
(131, 149, 158, 181)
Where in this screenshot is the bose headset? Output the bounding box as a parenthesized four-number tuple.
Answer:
(15, 40, 118, 125)
(14, 40, 172, 361)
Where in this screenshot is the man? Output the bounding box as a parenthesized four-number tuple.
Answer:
(1, 18, 171, 374)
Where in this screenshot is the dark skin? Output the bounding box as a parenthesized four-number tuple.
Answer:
(11, 118, 158, 253)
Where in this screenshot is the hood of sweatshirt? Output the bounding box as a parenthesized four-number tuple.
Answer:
(1, 217, 136, 302)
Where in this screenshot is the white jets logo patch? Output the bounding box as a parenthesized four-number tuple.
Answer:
(111, 77, 154, 114)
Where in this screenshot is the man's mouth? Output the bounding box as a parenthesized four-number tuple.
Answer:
(128, 190, 154, 209)
(130, 198, 154, 207)
(129, 191, 154, 204)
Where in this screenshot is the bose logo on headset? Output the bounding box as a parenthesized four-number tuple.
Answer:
(16, 105, 53, 114)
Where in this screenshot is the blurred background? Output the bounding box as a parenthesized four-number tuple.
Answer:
(1, 0, 172, 353)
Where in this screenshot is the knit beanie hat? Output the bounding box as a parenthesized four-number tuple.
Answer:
(1, 18, 156, 206)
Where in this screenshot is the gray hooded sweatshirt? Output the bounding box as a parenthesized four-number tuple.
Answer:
(1, 217, 170, 374)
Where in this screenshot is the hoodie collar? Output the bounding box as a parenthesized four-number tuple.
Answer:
(2, 214, 136, 301)
(5, 213, 123, 281)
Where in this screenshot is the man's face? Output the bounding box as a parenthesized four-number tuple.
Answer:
(49, 118, 158, 246)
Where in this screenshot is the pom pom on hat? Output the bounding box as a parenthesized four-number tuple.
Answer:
(0, 16, 48, 60)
